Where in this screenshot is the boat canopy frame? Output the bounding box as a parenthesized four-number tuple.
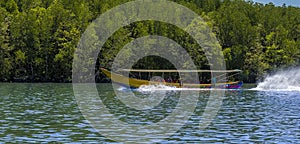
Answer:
(117, 69, 242, 82)
(118, 69, 242, 73)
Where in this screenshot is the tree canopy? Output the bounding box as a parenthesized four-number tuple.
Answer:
(0, 0, 299, 83)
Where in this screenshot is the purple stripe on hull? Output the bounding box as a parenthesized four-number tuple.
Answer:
(226, 81, 243, 89)
(204, 82, 243, 89)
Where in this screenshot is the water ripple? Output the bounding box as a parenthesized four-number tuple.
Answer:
(0, 83, 299, 143)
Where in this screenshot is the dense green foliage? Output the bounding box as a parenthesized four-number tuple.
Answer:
(0, 0, 299, 82)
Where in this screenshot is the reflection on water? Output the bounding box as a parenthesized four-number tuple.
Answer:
(0, 83, 299, 143)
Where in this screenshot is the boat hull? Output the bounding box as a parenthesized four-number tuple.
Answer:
(101, 68, 243, 89)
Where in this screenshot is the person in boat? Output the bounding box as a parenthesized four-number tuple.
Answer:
(178, 78, 183, 87)
(166, 77, 172, 83)
(212, 77, 216, 86)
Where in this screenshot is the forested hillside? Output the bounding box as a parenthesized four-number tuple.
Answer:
(0, 0, 299, 83)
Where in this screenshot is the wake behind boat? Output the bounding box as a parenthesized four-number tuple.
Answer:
(100, 68, 243, 89)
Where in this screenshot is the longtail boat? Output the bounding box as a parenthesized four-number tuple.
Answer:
(100, 68, 243, 89)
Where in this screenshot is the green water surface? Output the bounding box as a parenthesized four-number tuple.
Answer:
(0, 83, 299, 143)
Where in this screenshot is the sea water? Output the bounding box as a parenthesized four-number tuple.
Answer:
(0, 81, 299, 143)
